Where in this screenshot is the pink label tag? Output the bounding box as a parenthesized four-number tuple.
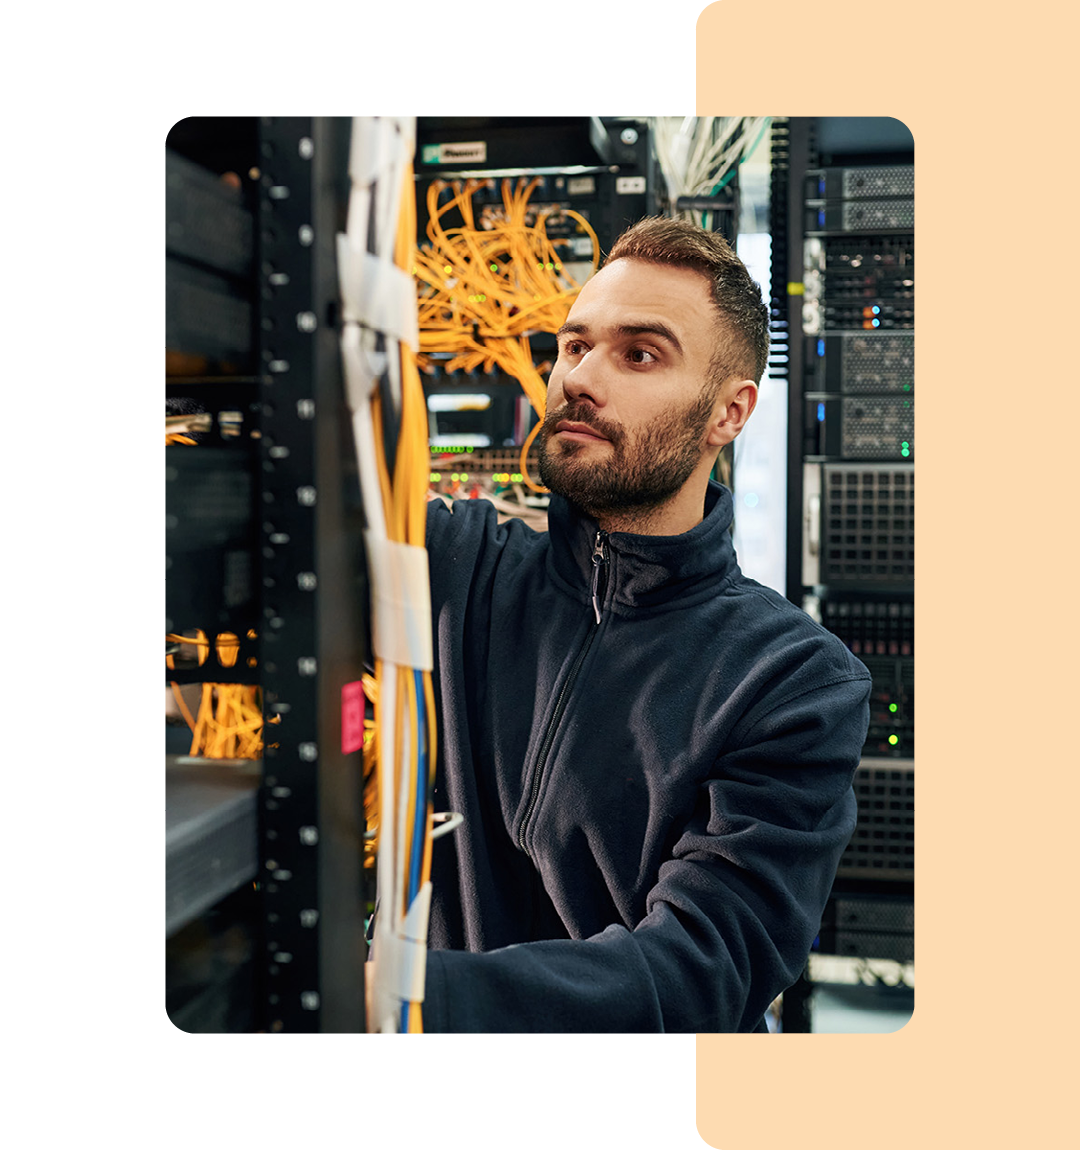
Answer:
(341, 680, 365, 755)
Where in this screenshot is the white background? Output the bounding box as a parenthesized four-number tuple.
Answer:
(6, 6, 729, 1147)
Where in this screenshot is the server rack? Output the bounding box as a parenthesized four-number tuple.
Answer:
(165, 115, 658, 1031)
(166, 118, 263, 1031)
(771, 117, 915, 1031)
(166, 116, 369, 1033)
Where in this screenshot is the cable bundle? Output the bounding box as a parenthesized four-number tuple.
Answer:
(413, 177, 600, 489)
(650, 116, 770, 221)
(338, 117, 436, 1034)
(166, 630, 271, 759)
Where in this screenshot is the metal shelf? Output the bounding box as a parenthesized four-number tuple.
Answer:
(166, 755, 259, 937)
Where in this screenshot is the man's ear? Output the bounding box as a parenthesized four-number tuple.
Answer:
(705, 381, 758, 448)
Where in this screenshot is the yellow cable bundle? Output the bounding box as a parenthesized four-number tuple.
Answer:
(413, 176, 600, 491)
(166, 631, 268, 759)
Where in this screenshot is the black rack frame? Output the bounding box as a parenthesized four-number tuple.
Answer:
(254, 116, 370, 1033)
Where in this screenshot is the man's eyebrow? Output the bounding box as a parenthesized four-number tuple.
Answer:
(555, 320, 685, 356)
(614, 322, 684, 356)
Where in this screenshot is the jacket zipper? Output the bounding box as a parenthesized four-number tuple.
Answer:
(517, 531, 609, 853)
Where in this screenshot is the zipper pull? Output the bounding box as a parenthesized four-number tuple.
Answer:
(590, 531, 609, 624)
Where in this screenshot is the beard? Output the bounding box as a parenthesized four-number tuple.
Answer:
(537, 389, 715, 519)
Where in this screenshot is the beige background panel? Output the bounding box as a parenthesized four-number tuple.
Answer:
(696, 0, 1073, 1147)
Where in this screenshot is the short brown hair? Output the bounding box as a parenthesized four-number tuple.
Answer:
(603, 216, 770, 387)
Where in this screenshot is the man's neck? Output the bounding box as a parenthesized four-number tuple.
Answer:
(590, 477, 710, 537)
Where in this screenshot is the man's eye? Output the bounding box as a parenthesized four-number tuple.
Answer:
(565, 340, 587, 356)
(627, 347, 657, 365)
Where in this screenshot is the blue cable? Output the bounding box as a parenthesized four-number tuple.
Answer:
(408, 669, 427, 905)
(401, 669, 428, 1033)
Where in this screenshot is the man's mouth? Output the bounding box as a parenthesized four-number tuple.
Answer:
(555, 420, 609, 443)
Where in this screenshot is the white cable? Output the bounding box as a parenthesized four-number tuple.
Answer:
(686, 116, 714, 189)
(649, 116, 771, 218)
(430, 811, 464, 840)
(372, 658, 399, 1031)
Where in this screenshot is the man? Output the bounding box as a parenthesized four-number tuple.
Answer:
(418, 217, 870, 1032)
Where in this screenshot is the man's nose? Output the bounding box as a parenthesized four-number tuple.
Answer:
(560, 350, 605, 407)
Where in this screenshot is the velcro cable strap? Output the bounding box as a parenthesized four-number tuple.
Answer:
(364, 534, 433, 671)
(348, 117, 414, 187)
(384, 881, 431, 1005)
(336, 237, 419, 351)
(340, 323, 386, 410)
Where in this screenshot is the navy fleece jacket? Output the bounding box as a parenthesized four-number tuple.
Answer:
(420, 480, 870, 1032)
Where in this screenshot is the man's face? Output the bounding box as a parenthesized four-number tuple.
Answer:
(539, 258, 723, 518)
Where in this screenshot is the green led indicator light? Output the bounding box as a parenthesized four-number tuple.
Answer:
(903, 384, 911, 392)
(889, 703, 898, 713)
(490, 263, 499, 272)
(888, 734, 899, 746)
(901, 448, 910, 457)
(429, 472, 439, 483)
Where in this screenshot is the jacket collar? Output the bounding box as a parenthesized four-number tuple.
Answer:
(547, 480, 741, 615)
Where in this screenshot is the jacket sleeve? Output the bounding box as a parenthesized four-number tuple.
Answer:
(419, 671, 870, 1033)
